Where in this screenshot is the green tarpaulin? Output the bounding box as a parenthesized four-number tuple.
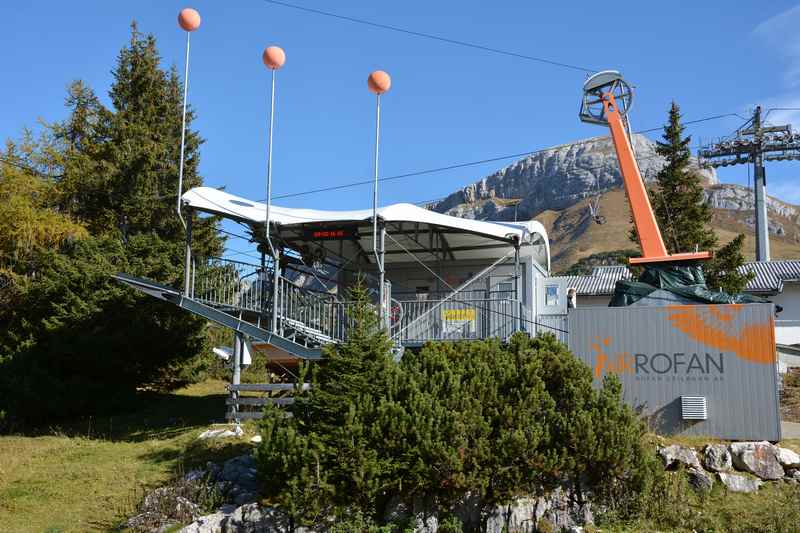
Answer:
(610, 263, 770, 307)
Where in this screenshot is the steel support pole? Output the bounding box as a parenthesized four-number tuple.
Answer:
(183, 211, 193, 295)
(272, 256, 280, 334)
(231, 332, 242, 425)
(752, 107, 771, 261)
(265, 68, 281, 333)
(379, 224, 387, 329)
(514, 243, 522, 333)
(372, 93, 386, 327)
(177, 31, 192, 294)
(177, 31, 191, 231)
(258, 251, 266, 328)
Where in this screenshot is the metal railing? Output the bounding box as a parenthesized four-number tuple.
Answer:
(392, 290, 519, 344)
(274, 276, 345, 346)
(192, 257, 267, 313)
(190, 256, 536, 347)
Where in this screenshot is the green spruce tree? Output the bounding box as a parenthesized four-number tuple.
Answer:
(705, 234, 754, 293)
(630, 101, 717, 253)
(631, 102, 751, 292)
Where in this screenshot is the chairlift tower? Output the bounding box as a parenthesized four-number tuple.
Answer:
(579, 70, 711, 265)
(699, 106, 800, 262)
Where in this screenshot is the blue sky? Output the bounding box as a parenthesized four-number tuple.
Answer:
(3, 1, 800, 258)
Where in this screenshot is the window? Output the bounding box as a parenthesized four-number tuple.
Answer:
(545, 285, 559, 307)
(498, 282, 513, 293)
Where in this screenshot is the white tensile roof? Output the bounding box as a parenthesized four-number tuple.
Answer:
(183, 187, 550, 268)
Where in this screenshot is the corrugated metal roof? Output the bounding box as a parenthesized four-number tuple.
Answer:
(739, 260, 800, 293)
(550, 265, 632, 296)
(553, 260, 800, 296)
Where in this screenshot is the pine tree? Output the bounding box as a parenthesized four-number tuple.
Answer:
(630, 102, 751, 293)
(630, 101, 717, 254)
(705, 234, 755, 293)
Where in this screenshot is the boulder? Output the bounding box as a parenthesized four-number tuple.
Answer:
(687, 467, 714, 492)
(222, 503, 294, 532)
(222, 455, 259, 492)
(179, 508, 229, 533)
(384, 484, 592, 532)
(198, 426, 244, 440)
(729, 442, 783, 480)
(179, 503, 302, 533)
(718, 472, 763, 493)
(786, 468, 800, 482)
(658, 445, 702, 470)
(485, 486, 593, 533)
(777, 447, 800, 469)
(702, 444, 732, 472)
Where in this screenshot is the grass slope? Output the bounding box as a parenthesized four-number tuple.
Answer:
(0, 380, 253, 532)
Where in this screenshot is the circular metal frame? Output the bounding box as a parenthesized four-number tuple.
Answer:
(579, 70, 634, 125)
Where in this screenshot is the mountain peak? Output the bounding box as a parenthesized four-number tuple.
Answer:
(430, 134, 717, 221)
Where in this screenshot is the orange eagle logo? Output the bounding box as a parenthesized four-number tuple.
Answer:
(662, 305, 775, 365)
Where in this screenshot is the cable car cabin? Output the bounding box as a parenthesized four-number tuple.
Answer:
(116, 186, 553, 367)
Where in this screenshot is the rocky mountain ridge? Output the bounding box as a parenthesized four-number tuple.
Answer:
(428, 134, 800, 270)
(430, 134, 797, 234)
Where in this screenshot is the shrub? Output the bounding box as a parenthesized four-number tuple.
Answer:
(256, 285, 656, 528)
(0, 235, 211, 426)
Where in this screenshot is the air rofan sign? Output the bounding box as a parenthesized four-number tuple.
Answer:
(304, 227, 358, 241)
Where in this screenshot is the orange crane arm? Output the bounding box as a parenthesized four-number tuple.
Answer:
(602, 92, 712, 265)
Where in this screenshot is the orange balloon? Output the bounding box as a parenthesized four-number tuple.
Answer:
(368, 70, 391, 94)
(178, 8, 201, 32)
(262, 46, 286, 70)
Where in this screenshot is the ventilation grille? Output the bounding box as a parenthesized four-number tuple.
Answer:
(681, 396, 708, 420)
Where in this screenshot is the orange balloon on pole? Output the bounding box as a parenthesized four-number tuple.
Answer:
(178, 8, 201, 32)
(368, 70, 391, 94)
(262, 46, 286, 70)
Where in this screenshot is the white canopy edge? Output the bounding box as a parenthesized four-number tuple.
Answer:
(184, 187, 548, 243)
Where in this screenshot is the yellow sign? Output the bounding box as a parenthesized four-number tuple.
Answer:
(442, 309, 476, 321)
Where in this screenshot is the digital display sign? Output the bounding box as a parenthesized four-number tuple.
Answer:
(304, 227, 358, 241)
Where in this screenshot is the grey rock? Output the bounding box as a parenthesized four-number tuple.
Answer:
(221, 503, 290, 532)
(485, 486, 593, 533)
(687, 467, 715, 492)
(180, 510, 227, 533)
(786, 468, 800, 481)
(184, 468, 207, 483)
(126, 510, 163, 530)
(777, 447, 800, 469)
(198, 426, 244, 440)
(180, 503, 295, 533)
(222, 454, 259, 492)
(730, 442, 784, 480)
(384, 485, 592, 532)
(175, 496, 203, 520)
(708, 184, 798, 221)
(658, 445, 702, 470)
(703, 444, 732, 472)
(485, 497, 538, 533)
(718, 472, 763, 493)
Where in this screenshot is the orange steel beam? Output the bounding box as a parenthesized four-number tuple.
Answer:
(602, 92, 711, 265)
